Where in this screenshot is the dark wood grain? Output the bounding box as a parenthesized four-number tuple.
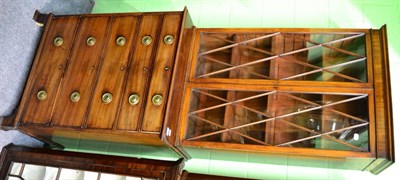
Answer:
(0, 144, 185, 180)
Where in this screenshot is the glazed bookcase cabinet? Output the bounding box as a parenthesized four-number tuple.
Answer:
(0, 144, 186, 180)
(0, 144, 247, 180)
(0, 8, 394, 174)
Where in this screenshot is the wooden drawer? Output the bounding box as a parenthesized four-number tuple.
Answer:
(117, 15, 162, 131)
(142, 13, 183, 133)
(20, 16, 79, 125)
(52, 16, 111, 127)
(86, 16, 139, 129)
(18, 12, 184, 132)
(9, 10, 190, 160)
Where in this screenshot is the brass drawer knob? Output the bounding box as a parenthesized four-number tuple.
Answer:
(116, 36, 126, 46)
(141, 35, 152, 45)
(128, 94, 140, 105)
(70, 91, 80, 102)
(86, 36, 96, 46)
(163, 35, 174, 45)
(53, 37, 63, 47)
(102, 93, 112, 104)
(151, 94, 163, 106)
(37, 90, 47, 101)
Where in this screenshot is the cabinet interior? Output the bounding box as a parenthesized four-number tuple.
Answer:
(194, 32, 367, 82)
(185, 89, 369, 151)
(182, 30, 374, 154)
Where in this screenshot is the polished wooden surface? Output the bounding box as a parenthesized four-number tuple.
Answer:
(87, 16, 139, 129)
(0, 144, 252, 180)
(14, 13, 54, 128)
(13, 11, 186, 149)
(366, 26, 394, 174)
(8, 9, 393, 174)
(21, 17, 79, 125)
(0, 144, 185, 180)
(117, 15, 162, 131)
(142, 13, 182, 132)
(163, 26, 195, 159)
(18, 126, 166, 146)
(52, 17, 111, 127)
(178, 27, 393, 172)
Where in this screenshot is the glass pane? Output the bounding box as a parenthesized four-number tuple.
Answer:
(6, 163, 159, 180)
(277, 46, 366, 82)
(21, 164, 46, 180)
(196, 33, 274, 79)
(7, 162, 24, 180)
(100, 173, 126, 180)
(84, 171, 99, 180)
(59, 168, 84, 180)
(195, 32, 367, 82)
(125, 177, 157, 180)
(8, 177, 21, 180)
(9, 162, 23, 175)
(43, 167, 59, 180)
(273, 109, 323, 148)
(186, 89, 272, 144)
(186, 89, 369, 151)
(317, 126, 369, 151)
(271, 92, 322, 117)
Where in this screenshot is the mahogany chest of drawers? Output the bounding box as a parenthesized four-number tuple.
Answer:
(1, 9, 192, 159)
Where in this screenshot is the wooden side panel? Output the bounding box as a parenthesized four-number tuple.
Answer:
(52, 17, 111, 127)
(162, 7, 194, 159)
(371, 26, 394, 161)
(21, 17, 79, 125)
(117, 15, 162, 131)
(142, 13, 182, 132)
(87, 16, 139, 129)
